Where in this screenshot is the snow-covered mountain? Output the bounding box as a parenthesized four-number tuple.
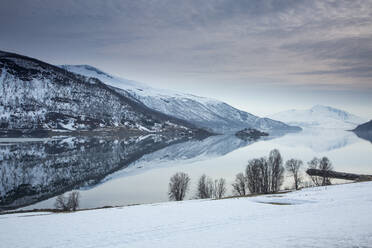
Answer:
(268, 105, 367, 129)
(61, 65, 301, 133)
(0, 51, 205, 137)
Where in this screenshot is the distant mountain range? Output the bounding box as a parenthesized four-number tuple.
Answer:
(60, 64, 301, 133)
(268, 105, 367, 129)
(0, 50, 300, 137)
(0, 51, 207, 137)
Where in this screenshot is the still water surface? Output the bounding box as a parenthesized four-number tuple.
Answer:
(1, 128, 371, 210)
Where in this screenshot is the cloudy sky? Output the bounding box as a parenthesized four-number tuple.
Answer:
(1, 0, 372, 117)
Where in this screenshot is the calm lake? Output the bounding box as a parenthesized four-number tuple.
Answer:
(1, 128, 371, 210)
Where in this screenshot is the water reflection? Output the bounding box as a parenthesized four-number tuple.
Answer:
(1, 128, 371, 210)
(353, 131, 372, 144)
(270, 128, 360, 152)
(0, 135, 188, 210)
(101, 134, 263, 182)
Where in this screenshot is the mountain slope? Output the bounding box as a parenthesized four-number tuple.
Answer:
(268, 105, 367, 129)
(0, 51, 205, 136)
(61, 65, 301, 133)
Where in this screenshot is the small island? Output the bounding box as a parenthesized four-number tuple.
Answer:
(235, 128, 269, 141)
(352, 120, 372, 143)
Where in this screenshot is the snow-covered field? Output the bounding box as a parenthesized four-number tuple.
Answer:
(1, 182, 372, 248)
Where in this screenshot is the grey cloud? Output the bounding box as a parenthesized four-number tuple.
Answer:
(1, 0, 372, 113)
(282, 36, 372, 78)
(293, 67, 372, 79)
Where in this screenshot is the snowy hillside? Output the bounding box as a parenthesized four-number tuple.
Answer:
(1, 182, 371, 248)
(268, 105, 367, 129)
(0, 51, 204, 136)
(61, 65, 301, 133)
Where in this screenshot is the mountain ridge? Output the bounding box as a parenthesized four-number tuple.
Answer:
(0, 50, 207, 137)
(61, 64, 301, 133)
(268, 105, 366, 129)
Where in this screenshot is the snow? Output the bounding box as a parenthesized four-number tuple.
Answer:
(1, 54, 193, 134)
(0, 138, 55, 143)
(60, 65, 221, 106)
(268, 105, 367, 129)
(1, 182, 371, 248)
(60, 65, 297, 133)
(59, 122, 76, 131)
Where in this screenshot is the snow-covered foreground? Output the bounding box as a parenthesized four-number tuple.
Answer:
(1, 182, 372, 248)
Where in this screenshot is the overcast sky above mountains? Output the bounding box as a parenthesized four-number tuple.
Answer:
(1, 0, 371, 117)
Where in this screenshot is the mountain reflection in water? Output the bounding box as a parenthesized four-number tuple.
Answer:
(2, 128, 371, 211)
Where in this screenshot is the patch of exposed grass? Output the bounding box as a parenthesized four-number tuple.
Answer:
(220, 190, 292, 200)
(257, 202, 292, 206)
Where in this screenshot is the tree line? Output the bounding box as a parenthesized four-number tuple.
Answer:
(168, 149, 334, 201)
(53, 149, 335, 209)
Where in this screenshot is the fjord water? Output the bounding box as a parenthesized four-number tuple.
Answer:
(1, 128, 371, 210)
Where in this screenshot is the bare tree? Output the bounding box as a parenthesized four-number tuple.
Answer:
(168, 172, 191, 201)
(67, 191, 80, 211)
(319, 157, 333, 185)
(285, 159, 303, 190)
(307, 157, 333, 186)
(196, 174, 214, 199)
(244, 149, 284, 194)
(246, 158, 264, 194)
(308, 158, 321, 186)
(232, 172, 247, 196)
(268, 149, 284, 192)
(54, 194, 69, 211)
(213, 178, 227, 199)
(55, 191, 80, 211)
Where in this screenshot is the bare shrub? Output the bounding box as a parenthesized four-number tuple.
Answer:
(232, 172, 247, 196)
(308, 157, 333, 186)
(285, 159, 303, 190)
(168, 172, 190, 201)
